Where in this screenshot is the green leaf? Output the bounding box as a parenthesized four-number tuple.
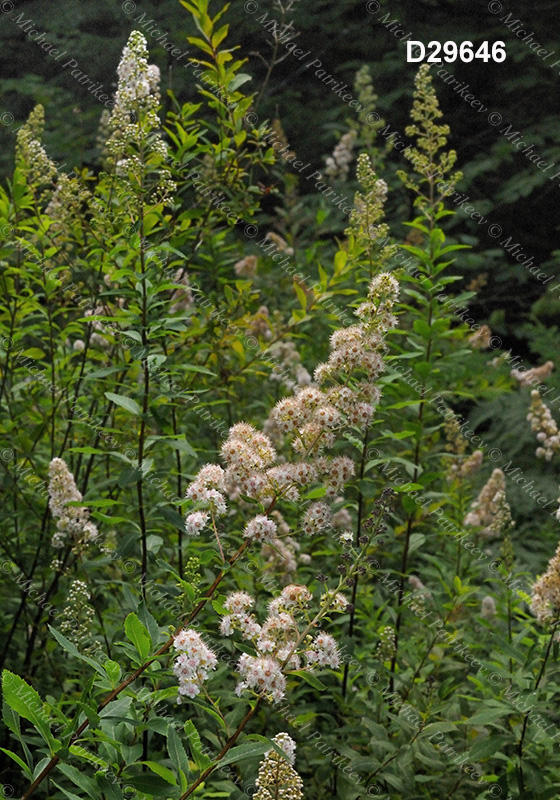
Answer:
(0, 747, 32, 778)
(216, 742, 271, 769)
(124, 613, 152, 662)
(167, 726, 190, 776)
(141, 761, 177, 785)
(288, 670, 328, 691)
(468, 734, 510, 760)
(48, 626, 108, 678)
(413, 319, 432, 338)
(69, 746, 108, 768)
(293, 280, 307, 310)
(20, 348, 45, 359)
(2, 671, 56, 749)
(185, 720, 212, 770)
(104, 660, 121, 687)
(104, 392, 141, 415)
(463, 706, 510, 726)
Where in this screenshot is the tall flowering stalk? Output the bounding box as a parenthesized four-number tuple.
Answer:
(101, 31, 176, 598)
(380, 64, 470, 694)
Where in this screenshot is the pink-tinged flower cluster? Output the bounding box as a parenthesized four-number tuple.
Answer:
(220, 592, 262, 639)
(304, 633, 341, 669)
(48, 458, 99, 549)
(221, 585, 344, 703)
(236, 654, 286, 704)
(185, 464, 227, 536)
(221, 423, 277, 500)
(173, 629, 218, 702)
(244, 515, 278, 544)
(312, 273, 399, 431)
(301, 502, 331, 536)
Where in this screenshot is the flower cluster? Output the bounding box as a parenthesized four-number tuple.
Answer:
(173, 629, 218, 702)
(45, 173, 91, 243)
(448, 450, 484, 482)
(398, 64, 462, 203)
(311, 272, 399, 430)
(377, 625, 396, 660)
(351, 64, 384, 149)
(269, 340, 311, 391)
(254, 733, 303, 800)
(468, 324, 492, 349)
(527, 389, 560, 461)
(325, 130, 357, 181)
(221, 585, 343, 703)
(185, 464, 227, 536)
(244, 515, 278, 544)
(346, 154, 391, 249)
(265, 232, 294, 255)
(108, 31, 163, 150)
(531, 540, 560, 626)
(106, 31, 174, 198)
(480, 596, 497, 619)
(183, 270, 398, 551)
(512, 360, 554, 388)
(59, 579, 97, 651)
(48, 458, 99, 549)
(15, 105, 57, 189)
(464, 468, 513, 538)
(234, 255, 258, 277)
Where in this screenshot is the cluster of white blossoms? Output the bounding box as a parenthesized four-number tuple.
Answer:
(463, 468, 513, 538)
(108, 31, 163, 150)
(106, 31, 174, 198)
(48, 458, 99, 549)
(172, 629, 218, 702)
(184, 463, 227, 536)
(254, 733, 303, 800)
(527, 390, 560, 461)
(184, 272, 398, 550)
(219, 585, 344, 704)
(531, 540, 560, 627)
(325, 130, 357, 181)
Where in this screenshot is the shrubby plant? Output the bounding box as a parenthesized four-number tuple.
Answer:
(1, 3, 560, 800)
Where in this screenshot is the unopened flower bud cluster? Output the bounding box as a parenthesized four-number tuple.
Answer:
(254, 732, 303, 800)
